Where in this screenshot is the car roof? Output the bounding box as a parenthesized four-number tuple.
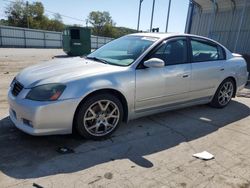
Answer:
(129, 32, 226, 48)
(129, 32, 216, 41)
(129, 32, 179, 39)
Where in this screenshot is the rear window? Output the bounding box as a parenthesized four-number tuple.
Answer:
(191, 39, 225, 62)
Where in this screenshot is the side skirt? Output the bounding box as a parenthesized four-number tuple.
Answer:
(130, 96, 212, 120)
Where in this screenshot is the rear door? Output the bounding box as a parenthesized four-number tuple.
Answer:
(189, 37, 226, 100)
(135, 37, 191, 112)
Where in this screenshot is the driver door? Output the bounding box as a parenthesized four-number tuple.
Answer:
(135, 37, 191, 112)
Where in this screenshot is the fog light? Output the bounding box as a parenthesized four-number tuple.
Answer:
(23, 119, 33, 127)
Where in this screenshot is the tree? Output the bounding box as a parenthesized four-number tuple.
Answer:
(87, 11, 137, 38)
(53, 13, 62, 22)
(0, 19, 8, 25)
(26, 2, 45, 29)
(5, 0, 27, 27)
(112, 27, 137, 38)
(4, 1, 64, 31)
(47, 13, 64, 31)
(87, 11, 115, 36)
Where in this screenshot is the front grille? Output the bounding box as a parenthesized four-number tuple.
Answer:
(11, 80, 24, 96)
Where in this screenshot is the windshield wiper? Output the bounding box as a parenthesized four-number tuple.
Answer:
(86, 56, 108, 64)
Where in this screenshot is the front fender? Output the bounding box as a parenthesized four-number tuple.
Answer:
(60, 70, 136, 119)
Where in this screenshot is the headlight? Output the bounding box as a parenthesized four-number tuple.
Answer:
(26, 84, 66, 101)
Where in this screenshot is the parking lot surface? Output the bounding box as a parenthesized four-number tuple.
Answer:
(0, 48, 250, 188)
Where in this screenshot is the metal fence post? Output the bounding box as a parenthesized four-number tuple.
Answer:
(44, 32, 46, 48)
(60, 33, 62, 48)
(97, 36, 99, 48)
(0, 26, 2, 46)
(23, 29, 27, 48)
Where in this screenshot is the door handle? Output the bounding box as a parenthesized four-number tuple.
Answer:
(182, 74, 189, 78)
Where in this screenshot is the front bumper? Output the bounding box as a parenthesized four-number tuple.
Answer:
(8, 90, 80, 136)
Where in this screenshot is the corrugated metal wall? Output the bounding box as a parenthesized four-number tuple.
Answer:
(0, 25, 62, 48)
(187, 0, 250, 54)
(91, 35, 113, 49)
(0, 25, 113, 49)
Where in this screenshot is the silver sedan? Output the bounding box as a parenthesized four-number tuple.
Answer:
(8, 33, 249, 139)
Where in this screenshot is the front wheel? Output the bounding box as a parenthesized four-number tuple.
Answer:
(75, 94, 123, 140)
(210, 78, 235, 108)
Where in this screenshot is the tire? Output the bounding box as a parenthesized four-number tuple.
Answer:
(210, 78, 235, 108)
(75, 93, 123, 140)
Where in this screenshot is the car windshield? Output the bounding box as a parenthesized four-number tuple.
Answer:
(87, 35, 158, 66)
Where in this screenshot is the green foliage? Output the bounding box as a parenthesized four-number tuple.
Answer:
(88, 11, 115, 36)
(0, 19, 8, 25)
(3, 0, 64, 31)
(88, 11, 114, 27)
(87, 11, 136, 38)
(112, 27, 137, 38)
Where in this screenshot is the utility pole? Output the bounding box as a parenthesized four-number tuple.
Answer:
(137, 0, 143, 31)
(26, 1, 29, 28)
(165, 0, 172, 32)
(150, 0, 155, 32)
(85, 19, 89, 27)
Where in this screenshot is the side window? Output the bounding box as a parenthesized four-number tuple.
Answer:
(191, 39, 225, 62)
(218, 45, 226, 60)
(149, 39, 188, 66)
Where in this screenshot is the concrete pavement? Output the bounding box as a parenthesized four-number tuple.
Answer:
(0, 48, 250, 188)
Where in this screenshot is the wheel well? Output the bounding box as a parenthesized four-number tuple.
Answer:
(225, 76, 237, 97)
(73, 89, 128, 131)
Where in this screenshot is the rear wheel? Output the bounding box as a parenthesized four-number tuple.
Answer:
(75, 94, 123, 140)
(210, 78, 235, 108)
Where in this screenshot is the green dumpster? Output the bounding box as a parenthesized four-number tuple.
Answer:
(62, 27, 91, 56)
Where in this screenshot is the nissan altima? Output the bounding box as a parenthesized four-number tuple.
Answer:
(8, 33, 248, 139)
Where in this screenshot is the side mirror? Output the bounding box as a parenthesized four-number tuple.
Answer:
(143, 58, 165, 68)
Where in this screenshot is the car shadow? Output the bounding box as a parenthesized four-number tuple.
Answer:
(0, 100, 249, 179)
(52, 55, 72, 59)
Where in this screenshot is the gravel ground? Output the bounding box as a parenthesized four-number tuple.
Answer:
(0, 48, 250, 188)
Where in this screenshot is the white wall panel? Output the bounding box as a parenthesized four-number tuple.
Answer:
(26, 39, 44, 47)
(25, 31, 44, 39)
(2, 28, 24, 38)
(2, 37, 25, 46)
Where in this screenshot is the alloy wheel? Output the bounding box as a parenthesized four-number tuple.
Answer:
(218, 81, 234, 106)
(83, 100, 120, 137)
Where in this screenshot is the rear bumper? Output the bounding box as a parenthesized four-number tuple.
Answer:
(236, 71, 249, 92)
(8, 90, 80, 136)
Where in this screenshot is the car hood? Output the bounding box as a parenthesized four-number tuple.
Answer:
(16, 57, 124, 88)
